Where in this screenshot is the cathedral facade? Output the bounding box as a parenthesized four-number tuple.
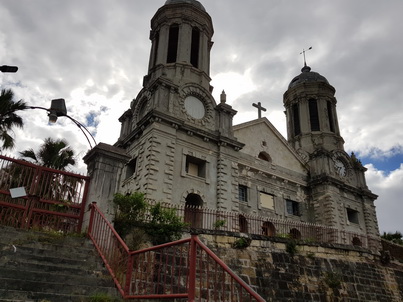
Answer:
(84, 0, 380, 251)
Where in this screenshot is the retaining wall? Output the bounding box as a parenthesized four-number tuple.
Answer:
(200, 234, 403, 302)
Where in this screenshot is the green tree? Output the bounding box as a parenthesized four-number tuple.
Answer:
(382, 231, 403, 245)
(0, 88, 27, 150)
(19, 137, 76, 170)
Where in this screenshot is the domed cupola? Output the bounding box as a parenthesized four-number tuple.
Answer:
(283, 65, 343, 157)
(288, 65, 330, 89)
(165, 0, 206, 12)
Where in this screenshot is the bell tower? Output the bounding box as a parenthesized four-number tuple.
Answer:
(115, 0, 242, 210)
(284, 64, 343, 156)
(283, 65, 380, 249)
(146, 0, 213, 92)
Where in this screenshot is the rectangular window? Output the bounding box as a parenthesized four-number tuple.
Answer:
(238, 185, 248, 202)
(260, 192, 274, 210)
(347, 208, 359, 224)
(125, 157, 137, 179)
(286, 199, 300, 216)
(185, 155, 206, 178)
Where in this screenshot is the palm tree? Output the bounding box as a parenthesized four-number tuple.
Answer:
(19, 137, 76, 170)
(0, 88, 27, 150)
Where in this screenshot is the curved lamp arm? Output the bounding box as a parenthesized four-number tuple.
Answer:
(28, 104, 97, 149)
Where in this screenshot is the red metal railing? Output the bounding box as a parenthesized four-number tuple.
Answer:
(88, 203, 266, 301)
(0, 154, 90, 233)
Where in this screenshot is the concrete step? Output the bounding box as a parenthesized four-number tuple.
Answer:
(0, 267, 113, 287)
(0, 226, 121, 301)
(0, 289, 120, 302)
(0, 244, 101, 270)
(0, 277, 118, 298)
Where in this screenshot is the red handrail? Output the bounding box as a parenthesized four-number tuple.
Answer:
(88, 203, 266, 301)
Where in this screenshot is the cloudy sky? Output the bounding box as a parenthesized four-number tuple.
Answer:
(1, 0, 402, 233)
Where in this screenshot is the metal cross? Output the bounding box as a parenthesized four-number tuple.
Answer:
(252, 102, 267, 119)
(300, 46, 312, 66)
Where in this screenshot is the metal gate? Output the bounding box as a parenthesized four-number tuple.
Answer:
(0, 154, 89, 233)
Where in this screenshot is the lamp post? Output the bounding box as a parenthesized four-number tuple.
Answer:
(0, 65, 18, 73)
(28, 98, 96, 149)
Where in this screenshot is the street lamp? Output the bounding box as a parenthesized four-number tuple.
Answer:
(48, 98, 67, 123)
(28, 99, 96, 149)
(0, 65, 18, 73)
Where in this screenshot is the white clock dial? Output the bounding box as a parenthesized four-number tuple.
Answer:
(334, 159, 346, 177)
(184, 95, 205, 119)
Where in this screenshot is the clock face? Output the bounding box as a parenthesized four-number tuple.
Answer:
(184, 95, 205, 119)
(334, 159, 346, 177)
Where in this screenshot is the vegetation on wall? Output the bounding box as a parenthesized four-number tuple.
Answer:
(323, 271, 342, 289)
(233, 237, 252, 249)
(113, 192, 187, 247)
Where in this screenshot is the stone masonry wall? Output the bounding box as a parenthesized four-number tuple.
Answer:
(200, 234, 403, 302)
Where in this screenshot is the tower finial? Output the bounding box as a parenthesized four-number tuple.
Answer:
(220, 90, 227, 103)
(300, 46, 312, 67)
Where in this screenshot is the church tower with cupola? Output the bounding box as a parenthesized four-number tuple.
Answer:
(283, 64, 379, 248)
(115, 0, 243, 210)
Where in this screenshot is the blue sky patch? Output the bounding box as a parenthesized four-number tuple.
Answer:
(359, 149, 403, 174)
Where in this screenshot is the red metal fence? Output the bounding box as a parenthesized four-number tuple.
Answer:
(88, 203, 265, 301)
(0, 154, 90, 233)
(143, 200, 378, 250)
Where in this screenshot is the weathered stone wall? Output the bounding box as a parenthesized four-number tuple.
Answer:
(200, 234, 403, 302)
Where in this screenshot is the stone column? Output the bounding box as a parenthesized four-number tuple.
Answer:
(82, 143, 130, 229)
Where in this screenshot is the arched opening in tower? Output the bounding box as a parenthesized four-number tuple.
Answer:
(167, 24, 179, 63)
(190, 27, 200, 68)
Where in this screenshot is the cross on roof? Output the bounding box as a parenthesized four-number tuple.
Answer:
(252, 102, 267, 119)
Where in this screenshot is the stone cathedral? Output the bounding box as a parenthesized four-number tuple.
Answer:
(84, 0, 380, 250)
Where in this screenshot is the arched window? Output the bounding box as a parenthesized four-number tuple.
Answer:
(352, 237, 362, 247)
(167, 24, 179, 63)
(190, 27, 200, 68)
(258, 151, 271, 162)
(184, 193, 203, 228)
(309, 99, 320, 131)
(239, 215, 248, 233)
(289, 228, 301, 240)
(262, 222, 276, 237)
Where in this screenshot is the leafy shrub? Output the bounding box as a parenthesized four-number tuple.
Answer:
(286, 240, 298, 256)
(213, 220, 226, 229)
(324, 271, 342, 289)
(113, 193, 186, 247)
(113, 192, 147, 238)
(145, 202, 187, 245)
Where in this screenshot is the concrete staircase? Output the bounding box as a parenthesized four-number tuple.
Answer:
(0, 226, 121, 302)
